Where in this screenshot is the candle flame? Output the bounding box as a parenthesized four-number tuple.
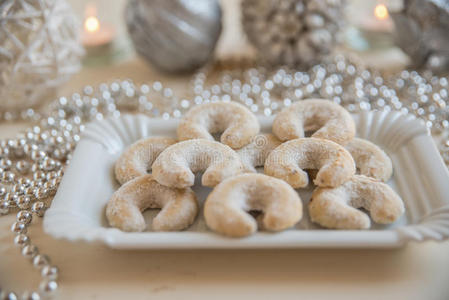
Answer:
(374, 4, 389, 20)
(85, 16, 100, 33)
(84, 3, 99, 33)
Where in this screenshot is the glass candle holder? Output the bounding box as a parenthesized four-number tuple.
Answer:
(72, 0, 133, 67)
(345, 0, 401, 51)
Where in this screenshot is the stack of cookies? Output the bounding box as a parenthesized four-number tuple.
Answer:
(106, 99, 405, 237)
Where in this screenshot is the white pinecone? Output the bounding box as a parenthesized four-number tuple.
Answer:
(242, 0, 345, 67)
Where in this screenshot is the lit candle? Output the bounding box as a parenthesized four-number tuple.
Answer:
(372, 3, 393, 31)
(374, 3, 389, 20)
(81, 3, 115, 48)
(345, 0, 399, 51)
(363, 2, 393, 32)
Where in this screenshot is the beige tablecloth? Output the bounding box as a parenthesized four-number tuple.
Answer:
(1, 1, 449, 298)
(1, 54, 449, 300)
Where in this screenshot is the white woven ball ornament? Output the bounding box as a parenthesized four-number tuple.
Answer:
(0, 0, 84, 112)
(242, 0, 345, 67)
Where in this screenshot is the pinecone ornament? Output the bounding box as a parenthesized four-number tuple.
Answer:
(390, 0, 449, 72)
(241, 0, 345, 67)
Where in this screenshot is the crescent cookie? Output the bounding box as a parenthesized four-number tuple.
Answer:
(204, 173, 303, 237)
(115, 137, 177, 185)
(308, 175, 405, 229)
(236, 133, 282, 172)
(152, 139, 244, 188)
(177, 101, 260, 149)
(106, 175, 198, 232)
(272, 98, 356, 145)
(264, 138, 355, 188)
(345, 138, 393, 182)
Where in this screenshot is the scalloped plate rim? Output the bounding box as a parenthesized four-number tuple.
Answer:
(43, 111, 449, 249)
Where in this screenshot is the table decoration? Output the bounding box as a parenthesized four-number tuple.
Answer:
(390, 0, 449, 72)
(241, 0, 345, 67)
(344, 0, 398, 51)
(81, 3, 115, 50)
(0, 53, 448, 298)
(125, 0, 222, 73)
(0, 0, 84, 113)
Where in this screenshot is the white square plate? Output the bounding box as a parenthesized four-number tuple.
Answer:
(43, 111, 449, 248)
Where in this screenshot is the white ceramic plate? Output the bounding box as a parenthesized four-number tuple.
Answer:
(43, 111, 449, 249)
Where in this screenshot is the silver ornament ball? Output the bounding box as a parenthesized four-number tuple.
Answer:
(125, 0, 222, 73)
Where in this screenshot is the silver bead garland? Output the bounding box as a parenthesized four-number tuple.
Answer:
(0, 54, 448, 298)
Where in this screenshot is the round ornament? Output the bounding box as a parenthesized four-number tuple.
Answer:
(0, 0, 84, 112)
(241, 0, 345, 67)
(125, 0, 222, 73)
(391, 0, 449, 72)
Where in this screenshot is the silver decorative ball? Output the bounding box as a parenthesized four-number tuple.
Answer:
(125, 0, 222, 73)
(21, 244, 38, 259)
(30, 150, 46, 162)
(17, 177, 31, 187)
(242, 0, 345, 67)
(41, 266, 58, 280)
(11, 184, 24, 195)
(39, 280, 57, 295)
(33, 171, 46, 181)
(33, 254, 50, 269)
(21, 291, 40, 300)
(2, 171, 15, 182)
(15, 160, 30, 174)
(17, 210, 32, 225)
(0, 291, 17, 300)
(0, 147, 10, 157)
(0, 186, 5, 196)
(391, 0, 449, 72)
(11, 222, 27, 234)
(0, 158, 12, 170)
(0, 200, 9, 215)
(16, 196, 31, 210)
(41, 158, 56, 171)
(31, 201, 45, 217)
(14, 234, 30, 248)
(33, 188, 47, 199)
